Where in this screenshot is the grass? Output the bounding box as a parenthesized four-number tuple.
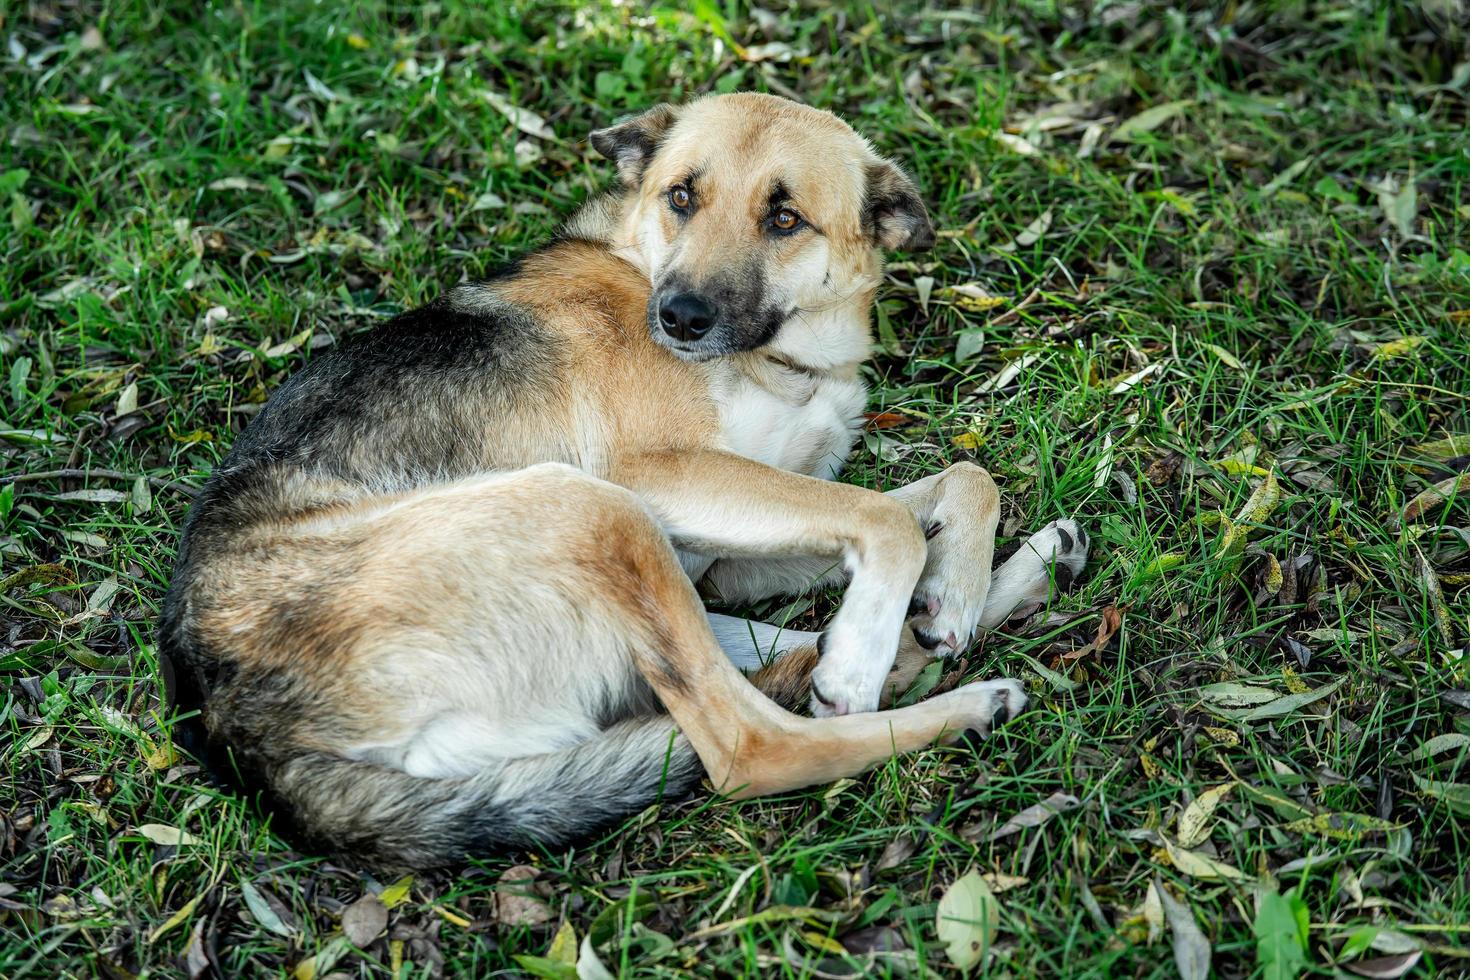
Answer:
(2, 0, 1468, 976)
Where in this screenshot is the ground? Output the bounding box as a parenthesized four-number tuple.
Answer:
(2, 1, 1468, 977)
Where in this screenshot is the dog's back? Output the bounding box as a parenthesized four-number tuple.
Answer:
(160, 240, 713, 865)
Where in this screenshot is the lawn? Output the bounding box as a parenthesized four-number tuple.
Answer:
(3, 1, 1469, 976)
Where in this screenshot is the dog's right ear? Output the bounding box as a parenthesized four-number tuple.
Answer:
(590, 104, 678, 188)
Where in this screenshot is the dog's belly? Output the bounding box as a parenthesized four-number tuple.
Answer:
(716, 373, 865, 480)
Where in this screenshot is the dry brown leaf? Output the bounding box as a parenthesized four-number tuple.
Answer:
(341, 893, 388, 947)
(494, 865, 553, 926)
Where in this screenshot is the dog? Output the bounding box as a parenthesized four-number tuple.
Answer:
(160, 92, 1089, 868)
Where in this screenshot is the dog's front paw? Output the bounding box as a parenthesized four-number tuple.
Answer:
(907, 584, 984, 657)
(951, 678, 1028, 743)
(807, 646, 884, 717)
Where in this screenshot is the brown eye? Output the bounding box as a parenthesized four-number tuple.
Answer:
(772, 208, 801, 232)
(669, 185, 691, 211)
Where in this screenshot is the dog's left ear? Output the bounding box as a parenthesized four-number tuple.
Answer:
(864, 161, 935, 252)
(590, 104, 679, 188)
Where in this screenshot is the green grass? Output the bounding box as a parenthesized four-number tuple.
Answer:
(3, 1, 1469, 976)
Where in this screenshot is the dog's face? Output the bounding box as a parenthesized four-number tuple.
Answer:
(591, 94, 933, 365)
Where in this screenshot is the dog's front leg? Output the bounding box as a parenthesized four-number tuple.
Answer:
(614, 449, 925, 715)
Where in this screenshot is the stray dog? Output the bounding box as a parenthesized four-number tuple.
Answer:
(160, 93, 1089, 868)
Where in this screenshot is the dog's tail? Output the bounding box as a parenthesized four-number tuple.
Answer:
(259, 718, 702, 868)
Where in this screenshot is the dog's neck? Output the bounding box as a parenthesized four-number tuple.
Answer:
(565, 191, 877, 381)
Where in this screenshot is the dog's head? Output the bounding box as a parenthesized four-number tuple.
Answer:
(590, 93, 933, 367)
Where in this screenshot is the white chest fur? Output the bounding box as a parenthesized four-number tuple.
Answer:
(713, 363, 867, 481)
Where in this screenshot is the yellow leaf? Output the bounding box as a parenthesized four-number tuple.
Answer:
(1201, 343, 1245, 370)
(1215, 459, 1271, 478)
(1409, 434, 1470, 461)
(936, 869, 999, 970)
(346, 32, 369, 49)
(168, 426, 214, 444)
(1283, 812, 1402, 839)
(1371, 335, 1427, 360)
(390, 939, 405, 976)
(1177, 782, 1235, 848)
(1219, 470, 1281, 557)
(1282, 665, 1309, 695)
(434, 905, 471, 927)
(148, 892, 203, 943)
(141, 735, 177, 770)
(1263, 554, 1284, 595)
(1401, 472, 1470, 524)
(1162, 837, 1251, 880)
(379, 875, 414, 909)
(1140, 751, 1163, 779)
(801, 930, 848, 955)
(137, 824, 199, 846)
(1142, 553, 1186, 577)
(951, 432, 981, 450)
(546, 921, 578, 965)
(1203, 726, 1239, 747)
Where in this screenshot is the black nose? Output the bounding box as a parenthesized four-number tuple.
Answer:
(657, 292, 717, 341)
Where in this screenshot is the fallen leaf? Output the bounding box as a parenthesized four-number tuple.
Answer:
(148, 892, 203, 943)
(1221, 678, 1346, 722)
(1262, 157, 1314, 197)
(341, 893, 388, 947)
(864, 411, 907, 430)
(1375, 177, 1418, 238)
(1283, 812, 1400, 839)
(1178, 782, 1235, 848)
(991, 131, 1038, 155)
(1411, 774, 1470, 816)
(184, 919, 212, 979)
(546, 920, 578, 964)
(482, 91, 557, 141)
(936, 869, 999, 970)
(240, 880, 297, 938)
(136, 824, 199, 847)
(1156, 880, 1211, 980)
(377, 875, 414, 909)
(915, 275, 934, 315)
(1202, 342, 1247, 370)
(977, 353, 1040, 393)
(875, 834, 918, 871)
(1371, 335, 1427, 361)
(1399, 733, 1470, 762)
(1408, 434, 1470, 462)
(495, 865, 553, 926)
(1219, 470, 1282, 556)
(1111, 100, 1193, 142)
(1162, 837, 1251, 880)
(1111, 363, 1163, 394)
(982, 872, 1029, 893)
(1198, 682, 1280, 708)
(1346, 951, 1422, 978)
(998, 209, 1052, 252)
(1236, 782, 1314, 820)
(989, 791, 1081, 841)
(1401, 473, 1470, 524)
(291, 937, 349, 980)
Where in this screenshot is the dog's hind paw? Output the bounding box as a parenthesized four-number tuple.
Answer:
(979, 519, 1090, 629)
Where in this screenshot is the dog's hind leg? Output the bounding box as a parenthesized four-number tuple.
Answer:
(978, 520, 1090, 629)
(586, 479, 1025, 798)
